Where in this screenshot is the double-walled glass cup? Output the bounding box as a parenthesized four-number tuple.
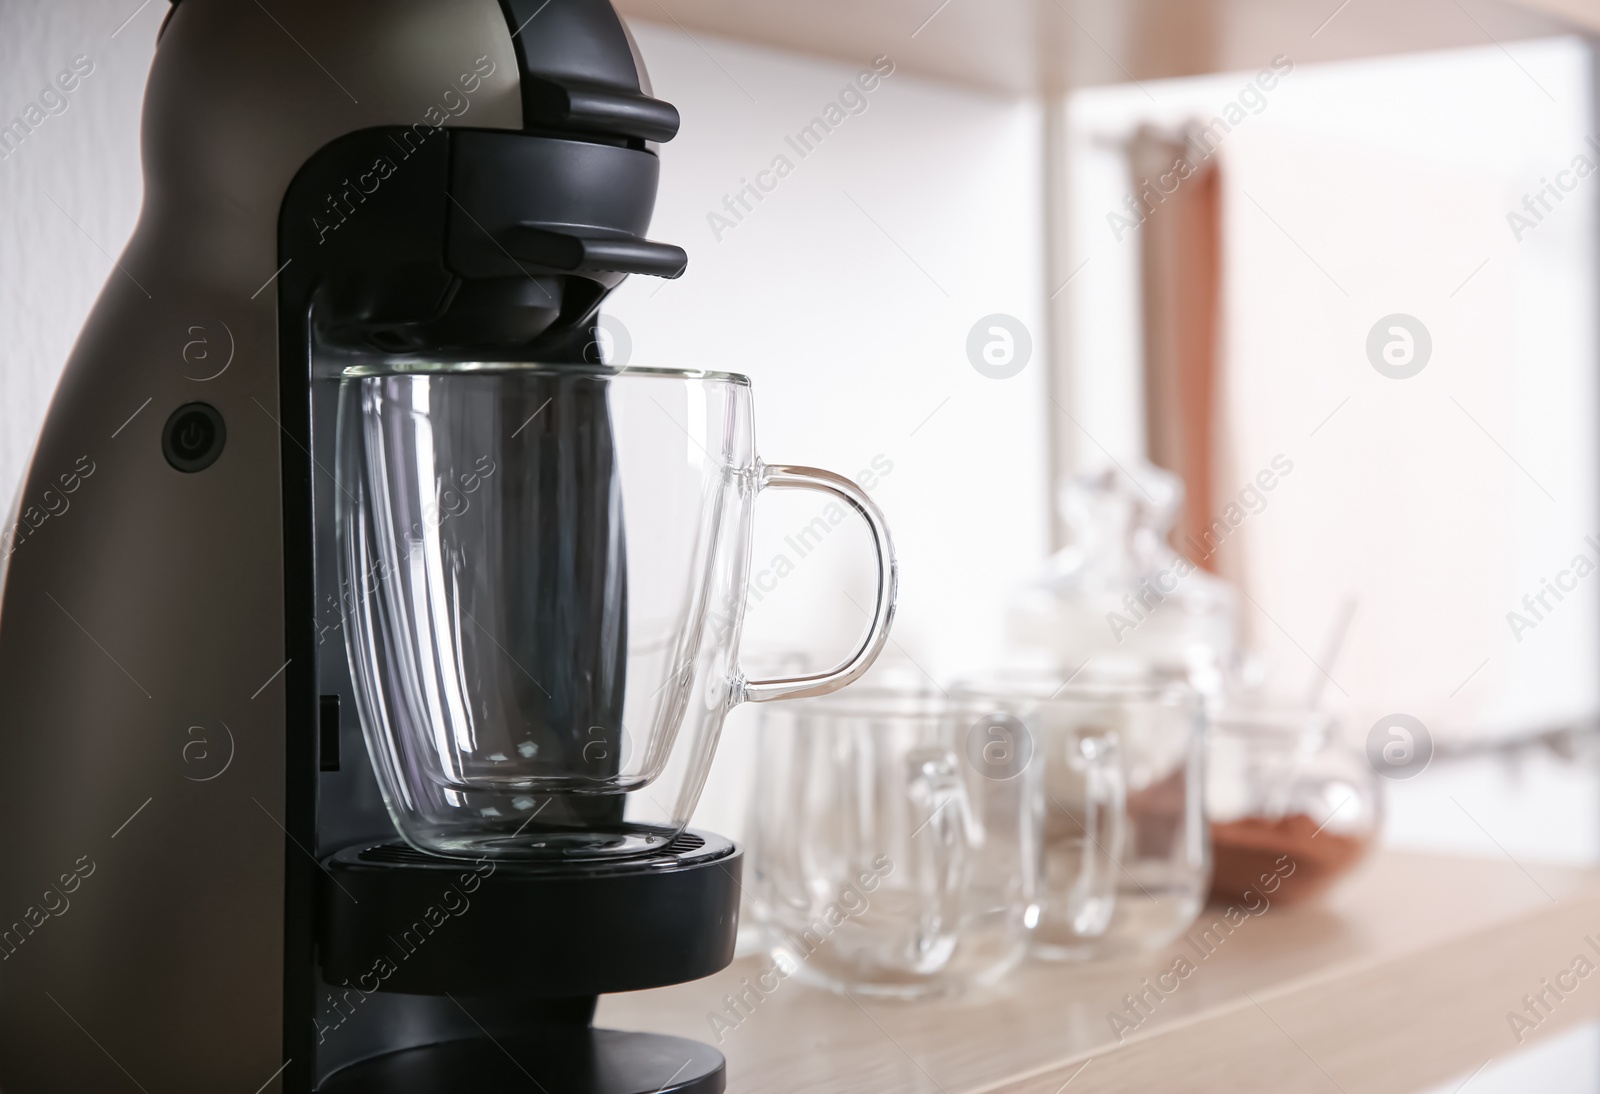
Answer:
(337, 362, 896, 860)
(747, 671, 1041, 998)
(955, 675, 1208, 960)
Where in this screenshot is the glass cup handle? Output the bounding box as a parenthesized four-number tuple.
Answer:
(907, 749, 969, 947)
(1064, 729, 1126, 937)
(739, 463, 899, 704)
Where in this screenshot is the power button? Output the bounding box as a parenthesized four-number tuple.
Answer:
(162, 403, 227, 473)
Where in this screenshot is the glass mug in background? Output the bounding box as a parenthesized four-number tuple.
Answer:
(747, 671, 1040, 998)
(337, 362, 897, 860)
(955, 677, 1208, 961)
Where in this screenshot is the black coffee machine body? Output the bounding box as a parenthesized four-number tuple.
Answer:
(0, 2, 737, 1090)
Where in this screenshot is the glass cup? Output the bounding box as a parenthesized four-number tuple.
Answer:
(1207, 703, 1382, 906)
(954, 675, 1208, 961)
(337, 362, 896, 860)
(747, 670, 1041, 998)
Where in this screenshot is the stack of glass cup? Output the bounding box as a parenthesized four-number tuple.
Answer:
(746, 664, 1207, 996)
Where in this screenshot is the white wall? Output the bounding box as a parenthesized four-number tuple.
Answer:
(0, 7, 1053, 844)
(0, 0, 153, 497)
(611, 23, 1051, 839)
(1067, 38, 1598, 744)
(1064, 39, 1600, 864)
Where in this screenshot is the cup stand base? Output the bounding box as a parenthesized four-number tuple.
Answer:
(312, 831, 740, 1092)
(318, 1027, 724, 1094)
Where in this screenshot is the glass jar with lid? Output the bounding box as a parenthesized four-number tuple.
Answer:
(1007, 464, 1237, 701)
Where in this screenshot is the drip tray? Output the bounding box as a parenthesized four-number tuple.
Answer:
(352, 830, 711, 870)
(318, 1028, 724, 1094)
(318, 830, 741, 997)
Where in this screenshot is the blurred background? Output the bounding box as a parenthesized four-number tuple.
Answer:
(4, 0, 1600, 1087)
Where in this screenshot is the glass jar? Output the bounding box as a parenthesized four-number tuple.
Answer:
(1206, 705, 1383, 906)
(1007, 465, 1237, 701)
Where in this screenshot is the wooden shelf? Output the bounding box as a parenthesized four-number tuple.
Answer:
(618, 0, 1584, 95)
(599, 851, 1600, 1092)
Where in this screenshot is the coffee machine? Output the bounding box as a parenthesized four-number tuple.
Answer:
(0, 1, 748, 1089)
